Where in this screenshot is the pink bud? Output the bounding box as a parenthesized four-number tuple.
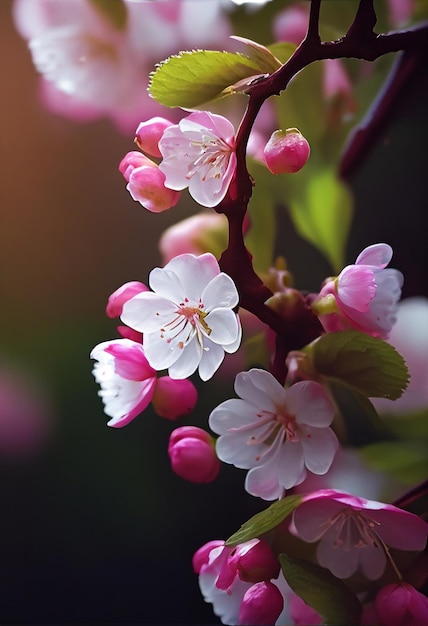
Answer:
(168, 426, 220, 484)
(375, 582, 428, 626)
(119, 151, 156, 182)
(127, 164, 181, 213)
(106, 281, 149, 319)
(151, 377, 197, 420)
(263, 128, 310, 174)
(238, 581, 284, 626)
(135, 117, 174, 158)
(192, 540, 224, 574)
(159, 212, 228, 264)
(235, 539, 280, 584)
(273, 5, 309, 45)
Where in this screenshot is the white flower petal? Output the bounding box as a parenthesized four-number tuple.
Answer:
(143, 330, 184, 371)
(301, 426, 338, 475)
(317, 526, 360, 579)
(148, 267, 185, 303)
(205, 308, 239, 345)
(164, 253, 220, 301)
(167, 335, 203, 379)
(277, 441, 306, 489)
(224, 315, 242, 354)
(215, 431, 263, 469)
(209, 398, 256, 433)
(202, 272, 239, 311)
(356, 243, 392, 268)
(235, 368, 285, 411)
(198, 339, 224, 381)
(121, 292, 176, 333)
(286, 381, 335, 427)
(245, 456, 284, 501)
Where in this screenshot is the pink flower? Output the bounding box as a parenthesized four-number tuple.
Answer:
(151, 377, 197, 420)
(168, 426, 220, 483)
(91, 338, 157, 428)
(158, 111, 237, 208)
(119, 150, 180, 213)
(196, 540, 291, 625)
(159, 212, 228, 265)
(209, 369, 338, 501)
(374, 582, 428, 626)
(273, 4, 309, 45)
(314, 243, 403, 338)
(120, 253, 241, 381)
(291, 489, 428, 580)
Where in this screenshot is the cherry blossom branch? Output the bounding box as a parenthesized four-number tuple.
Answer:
(217, 0, 428, 381)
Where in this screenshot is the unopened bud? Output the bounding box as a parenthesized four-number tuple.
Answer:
(168, 426, 220, 483)
(126, 164, 181, 213)
(238, 581, 284, 626)
(106, 281, 149, 319)
(135, 117, 173, 158)
(263, 128, 310, 174)
(152, 377, 197, 420)
(235, 539, 280, 584)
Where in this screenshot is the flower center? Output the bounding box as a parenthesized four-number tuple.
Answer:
(159, 297, 212, 350)
(187, 133, 235, 183)
(324, 509, 381, 551)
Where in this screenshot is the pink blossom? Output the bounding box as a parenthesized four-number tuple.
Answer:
(289, 592, 322, 625)
(121, 253, 241, 381)
(151, 377, 197, 420)
(135, 117, 174, 158)
(159, 212, 228, 264)
(291, 489, 428, 580)
(209, 369, 338, 501)
(374, 582, 428, 626)
(158, 111, 237, 208)
(239, 581, 284, 625)
(273, 4, 309, 45)
(196, 540, 291, 625)
(168, 426, 220, 483)
(91, 338, 157, 427)
(314, 243, 403, 338)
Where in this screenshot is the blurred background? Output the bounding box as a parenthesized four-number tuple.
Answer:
(1, 0, 427, 623)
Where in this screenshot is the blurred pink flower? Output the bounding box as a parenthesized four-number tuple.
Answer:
(159, 212, 228, 264)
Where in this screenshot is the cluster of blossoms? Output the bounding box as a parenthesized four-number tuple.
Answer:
(80, 1, 428, 624)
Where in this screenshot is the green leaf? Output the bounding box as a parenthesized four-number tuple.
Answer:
(359, 441, 428, 485)
(287, 165, 353, 272)
(149, 50, 265, 108)
(88, 0, 127, 30)
(267, 42, 296, 65)
(327, 380, 388, 446)
(226, 495, 303, 546)
(308, 331, 409, 400)
(279, 554, 362, 626)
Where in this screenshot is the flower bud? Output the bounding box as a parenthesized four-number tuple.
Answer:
(234, 539, 280, 584)
(151, 377, 197, 420)
(159, 212, 228, 264)
(135, 117, 174, 158)
(374, 582, 428, 626)
(126, 164, 181, 213)
(168, 426, 220, 484)
(119, 151, 156, 182)
(263, 128, 310, 174)
(106, 281, 149, 319)
(238, 581, 284, 626)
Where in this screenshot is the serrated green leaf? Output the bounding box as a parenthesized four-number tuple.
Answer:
(359, 441, 428, 485)
(328, 380, 388, 446)
(149, 50, 264, 108)
(287, 165, 353, 272)
(309, 331, 409, 400)
(226, 495, 302, 546)
(88, 0, 127, 30)
(279, 554, 362, 626)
